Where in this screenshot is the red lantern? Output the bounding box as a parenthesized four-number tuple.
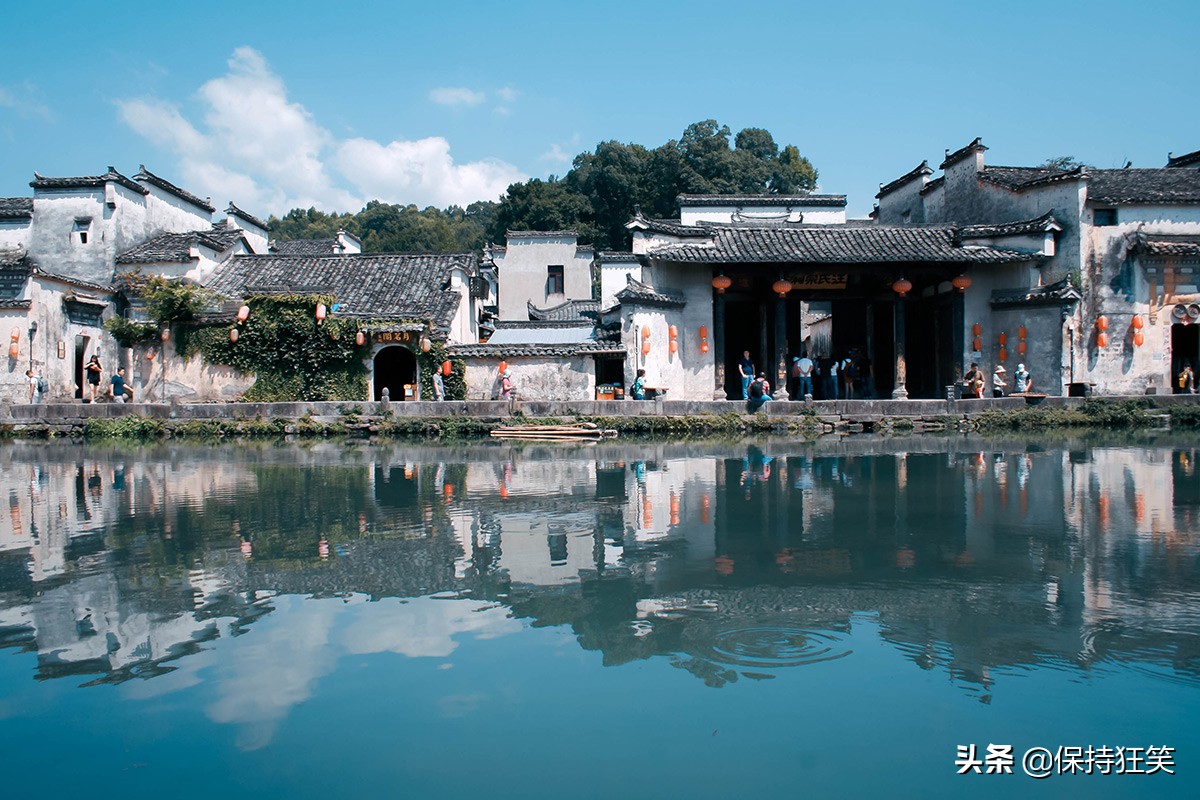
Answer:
(237, 305, 250, 323)
(1097, 332, 1109, 348)
(669, 340, 678, 354)
(699, 326, 708, 339)
(711, 274, 732, 294)
(355, 330, 365, 346)
(316, 303, 327, 322)
(641, 326, 651, 340)
(229, 327, 239, 343)
(951, 275, 972, 293)
(146, 350, 155, 362)
(1096, 315, 1109, 331)
(1131, 315, 1144, 330)
(700, 340, 709, 353)
(442, 360, 452, 376)
(1017, 325, 1027, 339)
(420, 336, 431, 353)
(1017, 340, 1027, 355)
(772, 278, 793, 297)
(892, 278, 912, 297)
(669, 325, 678, 339)
(998, 332, 1008, 347)
(972, 336, 982, 352)
(499, 360, 508, 374)
(641, 340, 651, 356)
(998, 347, 1008, 362)
(972, 323, 982, 337)
(1134, 332, 1145, 347)
(7, 342, 16, 359)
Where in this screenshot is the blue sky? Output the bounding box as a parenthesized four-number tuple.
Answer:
(2, 0, 1197, 220)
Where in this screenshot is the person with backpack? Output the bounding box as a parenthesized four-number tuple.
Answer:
(25, 369, 41, 404)
(747, 371, 772, 412)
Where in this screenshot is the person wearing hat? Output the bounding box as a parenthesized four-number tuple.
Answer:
(1014, 363, 1031, 394)
(992, 364, 1007, 397)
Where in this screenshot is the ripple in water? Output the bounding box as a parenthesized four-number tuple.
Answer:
(698, 626, 851, 669)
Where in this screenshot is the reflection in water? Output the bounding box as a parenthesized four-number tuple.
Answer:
(1, 436, 1199, 745)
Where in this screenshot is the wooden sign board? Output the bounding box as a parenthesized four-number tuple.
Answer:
(373, 331, 415, 345)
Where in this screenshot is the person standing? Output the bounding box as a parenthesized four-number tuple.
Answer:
(738, 351, 755, 400)
(85, 354, 102, 403)
(500, 371, 514, 400)
(796, 352, 814, 400)
(1180, 365, 1196, 394)
(631, 368, 647, 400)
(1014, 363, 1032, 393)
(992, 364, 1007, 398)
(25, 369, 39, 404)
(963, 362, 985, 398)
(110, 367, 133, 403)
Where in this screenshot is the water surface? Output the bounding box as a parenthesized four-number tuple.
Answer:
(0, 435, 1197, 798)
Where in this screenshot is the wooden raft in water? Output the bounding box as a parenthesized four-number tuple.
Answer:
(490, 422, 618, 442)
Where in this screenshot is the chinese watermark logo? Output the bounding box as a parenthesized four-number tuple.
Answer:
(955, 744, 1175, 778)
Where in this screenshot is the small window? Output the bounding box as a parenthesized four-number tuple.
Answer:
(1093, 208, 1117, 226)
(547, 265, 564, 295)
(901, 209, 911, 223)
(72, 218, 92, 244)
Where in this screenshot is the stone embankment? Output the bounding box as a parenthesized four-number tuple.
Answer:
(1, 394, 1197, 438)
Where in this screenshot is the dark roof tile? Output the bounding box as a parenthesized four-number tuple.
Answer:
(677, 194, 847, 208)
(990, 278, 1081, 308)
(1087, 169, 1200, 205)
(225, 202, 269, 232)
(506, 230, 577, 238)
(30, 167, 147, 195)
(1128, 233, 1200, 259)
(527, 298, 600, 322)
(116, 228, 245, 265)
(134, 166, 215, 212)
(0, 197, 33, 219)
(876, 161, 933, 198)
(1166, 149, 1200, 169)
(978, 165, 1086, 191)
(614, 275, 687, 307)
(448, 341, 623, 358)
(597, 251, 640, 262)
(959, 212, 1063, 239)
(939, 137, 987, 169)
(270, 238, 340, 256)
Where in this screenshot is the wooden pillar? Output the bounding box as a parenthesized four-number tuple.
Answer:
(775, 296, 788, 395)
(713, 292, 727, 399)
(892, 299, 909, 399)
(758, 301, 769, 382)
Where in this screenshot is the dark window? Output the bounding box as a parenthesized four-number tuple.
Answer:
(1093, 208, 1117, 226)
(72, 218, 91, 244)
(547, 265, 564, 295)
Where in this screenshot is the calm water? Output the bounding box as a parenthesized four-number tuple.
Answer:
(0, 435, 1198, 798)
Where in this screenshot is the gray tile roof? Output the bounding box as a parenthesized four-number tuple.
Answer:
(678, 194, 847, 208)
(506, 230, 577, 238)
(919, 176, 944, 195)
(0, 197, 33, 219)
(939, 137, 987, 169)
(30, 167, 147, 195)
(205, 253, 476, 334)
(270, 238, 340, 256)
(990, 278, 1081, 309)
(0, 248, 30, 269)
(876, 160, 933, 198)
(116, 227, 246, 265)
(614, 275, 687, 307)
(597, 251, 641, 262)
(1166, 149, 1200, 168)
(958, 212, 1063, 239)
(225, 202, 269, 232)
(1128, 233, 1200, 259)
(134, 166, 215, 212)
(0, 299, 32, 310)
(448, 340, 623, 358)
(527, 298, 601, 322)
(644, 225, 1038, 265)
(978, 165, 1086, 191)
(627, 216, 710, 237)
(31, 266, 114, 293)
(1087, 168, 1200, 204)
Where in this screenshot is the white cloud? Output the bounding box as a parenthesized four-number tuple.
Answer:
(429, 87, 485, 108)
(539, 143, 571, 165)
(0, 82, 53, 121)
(116, 48, 525, 214)
(496, 86, 519, 103)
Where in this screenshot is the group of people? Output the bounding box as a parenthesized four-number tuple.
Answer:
(962, 362, 1032, 398)
(84, 355, 132, 404)
(737, 350, 873, 403)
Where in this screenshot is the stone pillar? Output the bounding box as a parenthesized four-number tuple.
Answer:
(758, 302, 769, 382)
(713, 292, 726, 399)
(892, 299, 909, 400)
(775, 296, 788, 396)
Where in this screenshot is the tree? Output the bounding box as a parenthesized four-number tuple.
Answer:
(1040, 156, 1092, 171)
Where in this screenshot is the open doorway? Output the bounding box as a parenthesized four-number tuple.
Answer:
(1171, 323, 1198, 392)
(73, 335, 89, 399)
(373, 346, 417, 400)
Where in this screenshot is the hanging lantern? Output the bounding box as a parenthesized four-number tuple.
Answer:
(972, 336, 983, 352)
(499, 360, 508, 374)
(998, 332, 1007, 347)
(229, 327, 239, 343)
(146, 350, 155, 362)
(1131, 315, 1144, 330)
(1097, 332, 1109, 348)
(998, 347, 1008, 362)
(892, 277, 912, 297)
(442, 360, 452, 376)
(772, 278, 793, 297)
(641, 326, 651, 340)
(700, 340, 709, 353)
(669, 340, 678, 354)
(669, 325, 678, 339)
(316, 303, 327, 322)
(972, 323, 982, 337)
(237, 305, 250, 323)
(1017, 325, 1027, 339)
(1096, 315, 1109, 331)
(1134, 332, 1145, 347)
(355, 330, 365, 346)
(951, 275, 972, 293)
(1017, 340, 1027, 355)
(711, 274, 732, 294)
(699, 325, 708, 339)
(7, 342, 17, 359)
(641, 340, 651, 356)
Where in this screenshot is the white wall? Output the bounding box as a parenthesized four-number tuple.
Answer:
(680, 204, 846, 226)
(494, 235, 592, 320)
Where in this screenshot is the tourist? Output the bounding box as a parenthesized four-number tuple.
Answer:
(825, 355, 840, 400)
(992, 364, 1007, 397)
(85, 354, 102, 403)
(1014, 363, 1032, 393)
(795, 352, 814, 400)
(738, 350, 755, 400)
(747, 371, 772, 412)
(1180, 365, 1196, 394)
(25, 369, 39, 404)
(962, 362, 985, 398)
(631, 368, 647, 400)
(842, 355, 858, 400)
(110, 367, 133, 403)
(432, 370, 445, 401)
(500, 371, 514, 400)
